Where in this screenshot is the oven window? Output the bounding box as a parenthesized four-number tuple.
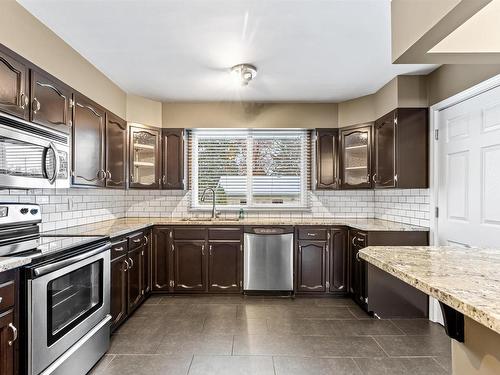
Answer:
(47, 259, 103, 345)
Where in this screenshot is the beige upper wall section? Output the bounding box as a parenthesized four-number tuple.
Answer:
(126, 95, 163, 127)
(0, 0, 127, 118)
(162, 102, 338, 129)
(427, 64, 500, 105)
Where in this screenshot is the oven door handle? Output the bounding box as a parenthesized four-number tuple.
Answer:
(33, 243, 111, 277)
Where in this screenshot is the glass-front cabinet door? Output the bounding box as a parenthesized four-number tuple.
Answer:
(340, 124, 373, 189)
(129, 125, 160, 189)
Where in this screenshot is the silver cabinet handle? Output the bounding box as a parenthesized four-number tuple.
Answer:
(356, 252, 361, 262)
(96, 169, 106, 181)
(351, 237, 356, 246)
(372, 173, 377, 183)
(113, 246, 124, 252)
(8, 323, 17, 346)
(106, 170, 112, 179)
(32, 97, 41, 113)
(0, 297, 2, 303)
(209, 244, 212, 256)
(20, 93, 29, 109)
(171, 244, 174, 253)
(132, 238, 142, 243)
(201, 245, 205, 256)
(307, 233, 317, 237)
(162, 175, 166, 185)
(123, 259, 130, 271)
(299, 246, 302, 253)
(143, 236, 149, 246)
(128, 257, 134, 269)
(338, 285, 345, 290)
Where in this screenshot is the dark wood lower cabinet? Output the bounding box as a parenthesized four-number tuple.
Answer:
(295, 227, 348, 296)
(0, 270, 18, 375)
(152, 227, 171, 292)
(173, 240, 206, 292)
(110, 255, 127, 331)
(208, 241, 241, 293)
(296, 240, 327, 293)
(110, 231, 150, 332)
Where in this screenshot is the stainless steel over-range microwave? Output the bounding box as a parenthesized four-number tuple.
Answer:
(0, 112, 70, 189)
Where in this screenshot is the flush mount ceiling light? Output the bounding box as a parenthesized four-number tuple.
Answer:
(230, 63, 258, 86)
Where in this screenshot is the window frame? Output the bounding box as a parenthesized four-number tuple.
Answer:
(189, 129, 311, 211)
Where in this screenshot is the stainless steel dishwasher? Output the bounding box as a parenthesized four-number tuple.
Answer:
(243, 226, 294, 292)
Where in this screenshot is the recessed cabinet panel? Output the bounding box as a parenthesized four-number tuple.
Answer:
(340, 124, 372, 189)
(152, 227, 171, 292)
(72, 95, 105, 187)
(106, 113, 127, 188)
(0, 49, 29, 120)
(375, 112, 396, 188)
(297, 240, 326, 292)
(173, 241, 206, 292)
(316, 129, 339, 189)
(330, 228, 347, 293)
(129, 125, 160, 189)
(162, 128, 184, 189)
(110, 255, 127, 330)
(208, 242, 240, 293)
(127, 246, 143, 312)
(30, 70, 72, 133)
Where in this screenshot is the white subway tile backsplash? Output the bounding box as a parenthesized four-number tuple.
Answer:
(1, 186, 431, 230)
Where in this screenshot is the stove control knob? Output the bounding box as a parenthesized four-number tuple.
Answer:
(30, 209, 39, 215)
(20, 208, 29, 215)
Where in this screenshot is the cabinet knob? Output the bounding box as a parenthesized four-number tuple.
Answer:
(123, 259, 130, 271)
(372, 173, 377, 183)
(20, 93, 28, 109)
(32, 97, 41, 113)
(128, 257, 134, 269)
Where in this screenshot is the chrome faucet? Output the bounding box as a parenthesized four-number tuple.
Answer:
(201, 187, 219, 219)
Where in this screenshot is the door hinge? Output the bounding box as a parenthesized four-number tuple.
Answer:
(434, 129, 439, 141)
(435, 207, 439, 218)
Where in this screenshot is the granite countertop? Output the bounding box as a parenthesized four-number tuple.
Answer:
(359, 246, 500, 335)
(42, 217, 428, 238)
(0, 256, 31, 272)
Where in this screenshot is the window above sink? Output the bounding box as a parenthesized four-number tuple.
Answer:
(188, 129, 311, 210)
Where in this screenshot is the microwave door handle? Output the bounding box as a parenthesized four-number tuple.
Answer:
(33, 243, 111, 277)
(47, 142, 60, 185)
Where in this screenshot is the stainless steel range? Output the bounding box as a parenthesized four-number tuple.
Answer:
(0, 203, 111, 375)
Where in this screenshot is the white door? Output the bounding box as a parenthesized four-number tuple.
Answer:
(438, 85, 500, 247)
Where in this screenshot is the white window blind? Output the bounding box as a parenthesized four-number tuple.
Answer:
(188, 129, 311, 209)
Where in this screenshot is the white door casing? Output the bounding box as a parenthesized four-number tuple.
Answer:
(437, 85, 500, 248)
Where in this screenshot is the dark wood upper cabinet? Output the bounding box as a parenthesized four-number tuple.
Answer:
(296, 240, 327, 293)
(374, 108, 428, 189)
(208, 241, 241, 293)
(173, 240, 206, 292)
(129, 124, 161, 189)
(105, 113, 127, 188)
(329, 228, 347, 294)
(316, 129, 339, 189)
(162, 128, 184, 189)
(0, 48, 29, 120)
(72, 94, 105, 187)
(30, 69, 72, 133)
(340, 123, 373, 189)
(110, 254, 127, 331)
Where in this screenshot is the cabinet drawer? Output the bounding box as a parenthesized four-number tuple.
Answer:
(0, 281, 15, 311)
(208, 228, 241, 240)
(128, 231, 145, 250)
(111, 239, 128, 260)
(297, 228, 328, 241)
(173, 227, 206, 240)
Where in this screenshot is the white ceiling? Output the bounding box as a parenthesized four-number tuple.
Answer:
(18, 0, 437, 102)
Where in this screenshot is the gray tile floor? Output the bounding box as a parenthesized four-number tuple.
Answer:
(90, 296, 452, 375)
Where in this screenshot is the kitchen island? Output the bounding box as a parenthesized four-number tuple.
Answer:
(359, 246, 500, 375)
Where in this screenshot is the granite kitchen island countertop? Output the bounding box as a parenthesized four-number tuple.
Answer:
(42, 217, 428, 238)
(359, 246, 500, 335)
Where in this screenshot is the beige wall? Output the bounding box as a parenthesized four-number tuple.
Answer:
(126, 95, 162, 127)
(452, 317, 500, 375)
(337, 95, 375, 128)
(162, 102, 338, 129)
(0, 0, 127, 118)
(427, 64, 500, 105)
